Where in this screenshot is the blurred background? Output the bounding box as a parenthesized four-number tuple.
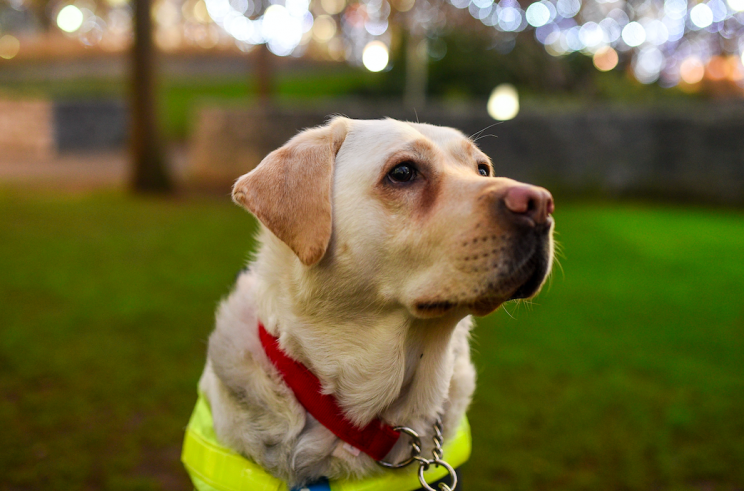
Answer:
(0, 0, 743, 488)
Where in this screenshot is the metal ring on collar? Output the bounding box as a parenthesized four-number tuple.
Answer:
(376, 426, 422, 469)
(417, 458, 458, 491)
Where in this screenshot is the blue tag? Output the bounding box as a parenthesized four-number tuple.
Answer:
(291, 477, 331, 491)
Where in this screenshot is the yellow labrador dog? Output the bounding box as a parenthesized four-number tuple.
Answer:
(196, 117, 554, 489)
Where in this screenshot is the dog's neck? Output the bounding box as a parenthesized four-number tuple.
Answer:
(252, 232, 466, 429)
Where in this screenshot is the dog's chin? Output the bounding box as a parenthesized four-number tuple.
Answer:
(507, 249, 551, 300)
(412, 255, 550, 318)
(468, 257, 549, 315)
(411, 229, 552, 319)
(418, 245, 549, 318)
(473, 245, 552, 314)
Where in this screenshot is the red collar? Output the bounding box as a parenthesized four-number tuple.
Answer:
(258, 322, 400, 461)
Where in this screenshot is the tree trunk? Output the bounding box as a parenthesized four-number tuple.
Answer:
(130, 0, 172, 193)
(255, 44, 274, 106)
(404, 29, 428, 109)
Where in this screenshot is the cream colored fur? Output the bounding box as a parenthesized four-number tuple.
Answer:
(199, 117, 553, 488)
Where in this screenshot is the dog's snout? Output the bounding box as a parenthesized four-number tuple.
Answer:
(502, 185, 554, 226)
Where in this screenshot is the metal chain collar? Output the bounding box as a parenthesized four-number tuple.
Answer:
(377, 418, 457, 491)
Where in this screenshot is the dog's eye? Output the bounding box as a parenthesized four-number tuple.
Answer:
(388, 162, 417, 183)
(478, 164, 491, 177)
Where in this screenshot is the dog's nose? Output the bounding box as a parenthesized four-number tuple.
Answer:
(503, 185, 554, 226)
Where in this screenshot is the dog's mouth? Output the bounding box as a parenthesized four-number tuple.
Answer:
(415, 300, 458, 317)
(414, 228, 552, 318)
(506, 246, 550, 300)
(468, 246, 550, 316)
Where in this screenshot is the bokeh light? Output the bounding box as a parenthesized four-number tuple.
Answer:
(312, 15, 336, 42)
(634, 46, 664, 84)
(689, 4, 713, 29)
(644, 19, 669, 46)
(680, 56, 705, 84)
(526, 2, 551, 27)
(57, 5, 84, 33)
(27, 0, 744, 89)
(203, 0, 312, 56)
(622, 22, 645, 47)
(556, 0, 580, 18)
(579, 22, 604, 50)
(487, 84, 520, 121)
(593, 46, 619, 71)
(192, 0, 211, 22)
(706, 56, 728, 80)
(0, 34, 20, 59)
(321, 0, 346, 15)
(262, 5, 303, 56)
(362, 40, 389, 72)
(728, 57, 744, 82)
(498, 6, 524, 32)
(665, 0, 687, 18)
(105, 0, 744, 89)
(392, 0, 416, 12)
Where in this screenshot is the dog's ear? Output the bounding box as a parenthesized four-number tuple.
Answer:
(232, 117, 350, 266)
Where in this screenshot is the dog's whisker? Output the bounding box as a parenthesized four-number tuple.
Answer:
(468, 122, 502, 141)
(472, 133, 498, 143)
(501, 301, 516, 319)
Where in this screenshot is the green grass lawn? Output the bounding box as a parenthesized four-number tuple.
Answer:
(1, 191, 742, 491)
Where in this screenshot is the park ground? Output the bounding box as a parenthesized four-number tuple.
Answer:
(1, 188, 742, 491)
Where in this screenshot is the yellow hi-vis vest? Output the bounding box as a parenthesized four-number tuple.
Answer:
(182, 393, 471, 491)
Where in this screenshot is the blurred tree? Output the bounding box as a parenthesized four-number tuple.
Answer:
(404, 19, 429, 106)
(25, 0, 51, 30)
(130, 0, 172, 193)
(255, 43, 275, 104)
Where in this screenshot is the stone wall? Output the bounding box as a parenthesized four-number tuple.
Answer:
(54, 100, 127, 152)
(0, 98, 127, 160)
(0, 99, 55, 160)
(2, 96, 741, 204)
(189, 102, 744, 204)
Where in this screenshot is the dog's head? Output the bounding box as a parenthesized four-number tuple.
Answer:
(233, 117, 554, 318)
